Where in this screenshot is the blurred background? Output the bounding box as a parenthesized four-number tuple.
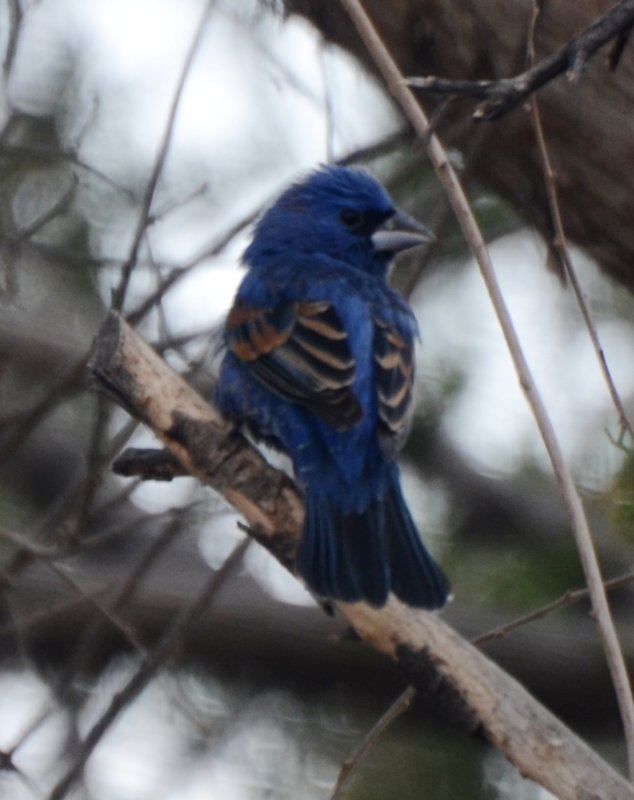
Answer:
(1, 0, 633, 798)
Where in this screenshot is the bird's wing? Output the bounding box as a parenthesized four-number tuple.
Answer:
(374, 317, 415, 455)
(226, 298, 363, 430)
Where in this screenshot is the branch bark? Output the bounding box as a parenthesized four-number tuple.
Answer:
(406, 0, 634, 119)
(336, 0, 634, 774)
(88, 311, 634, 800)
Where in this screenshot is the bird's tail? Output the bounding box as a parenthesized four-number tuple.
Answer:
(297, 469, 449, 609)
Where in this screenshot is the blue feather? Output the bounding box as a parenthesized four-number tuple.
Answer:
(216, 165, 449, 609)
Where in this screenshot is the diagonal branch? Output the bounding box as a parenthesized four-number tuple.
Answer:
(48, 534, 250, 800)
(112, 0, 216, 310)
(339, 0, 634, 782)
(406, 0, 634, 119)
(88, 311, 634, 800)
(525, 3, 634, 441)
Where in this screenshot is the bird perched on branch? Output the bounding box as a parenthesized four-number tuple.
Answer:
(216, 165, 449, 609)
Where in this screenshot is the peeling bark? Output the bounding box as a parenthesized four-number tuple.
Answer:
(89, 312, 634, 800)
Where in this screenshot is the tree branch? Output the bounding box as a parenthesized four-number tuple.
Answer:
(525, 2, 634, 442)
(112, 0, 216, 310)
(88, 311, 634, 800)
(338, 0, 634, 778)
(48, 535, 250, 800)
(406, 0, 634, 119)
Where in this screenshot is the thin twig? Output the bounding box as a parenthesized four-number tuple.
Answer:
(0, 415, 140, 620)
(88, 311, 634, 799)
(336, 129, 410, 166)
(3, 0, 22, 75)
(45, 560, 144, 652)
(0, 140, 137, 198)
(112, 0, 216, 310)
(526, 3, 634, 771)
(339, 0, 634, 779)
(330, 685, 416, 799)
(330, 686, 416, 800)
(406, 0, 634, 120)
(0, 412, 138, 597)
(474, 568, 634, 647)
(49, 511, 190, 709)
(127, 127, 410, 319)
(526, 9, 634, 441)
(330, 561, 631, 797)
(0, 355, 87, 466)
(63, 396, 113, 543)
(401, 116, 501, 299)
(48, 536, 250, 800)
(0, 526, 59, 560)
(0, 524, 142, 650)
(9, 175, 78, 243)
(126, 130, 410, 326)
(126, 209, 255, 325)
(330, 565, 634, 795)
(0, 593, 109, 643)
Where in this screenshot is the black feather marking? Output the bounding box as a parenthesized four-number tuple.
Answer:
(231, 299, 363, 429)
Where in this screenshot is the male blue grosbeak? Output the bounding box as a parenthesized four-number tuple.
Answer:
(216, 165, 449, 609)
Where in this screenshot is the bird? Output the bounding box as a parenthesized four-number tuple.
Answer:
(215, 165, 449, 609)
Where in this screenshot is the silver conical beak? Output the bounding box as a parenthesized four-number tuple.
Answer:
(371, 209, 435, 254)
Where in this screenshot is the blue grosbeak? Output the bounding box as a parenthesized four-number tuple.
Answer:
(216, 165, 449, 608)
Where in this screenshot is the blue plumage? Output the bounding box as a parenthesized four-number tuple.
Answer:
(216, 165, 449, 608)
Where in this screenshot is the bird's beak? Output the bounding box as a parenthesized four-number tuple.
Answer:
(371, 209, 435, 254)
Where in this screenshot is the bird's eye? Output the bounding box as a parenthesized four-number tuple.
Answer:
(340, 209, 364, 230)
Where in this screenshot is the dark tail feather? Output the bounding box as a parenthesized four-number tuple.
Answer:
(384, 478, 449, 609)
(297, 478, 449, 609)
(298, 493, 390, 606)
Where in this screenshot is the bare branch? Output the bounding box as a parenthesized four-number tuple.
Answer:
(474, 569, 634, 647)
(330, 685, 416, 799)
(113, 447, 188, 481)
(524, 4, 634, 765)
(339, 0, 634, 786)
(48, 536, 250, 800)
(112, 0, 216, 310)
(526, 3, 634, 442)
(3, 0, 23, 76)
(0, 356, 87, 466)
(406, 0, 634, 120)
(88, 312, 634, 800)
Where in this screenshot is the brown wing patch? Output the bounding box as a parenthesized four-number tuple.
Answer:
(226, 298, 363, 429)
(227, 300, 296, 361)
(374, 319, 415, 451)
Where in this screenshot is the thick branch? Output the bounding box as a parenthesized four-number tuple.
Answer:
(338, 0, 634, 777)
(88, 311, 633, 800)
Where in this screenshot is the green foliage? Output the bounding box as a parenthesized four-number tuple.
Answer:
(608, 447, 634, 545)
(346, 720, 492, 800)
(457, 542, 584, 611)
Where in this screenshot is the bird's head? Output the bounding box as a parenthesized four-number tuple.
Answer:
(244, 165, 433, 278)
